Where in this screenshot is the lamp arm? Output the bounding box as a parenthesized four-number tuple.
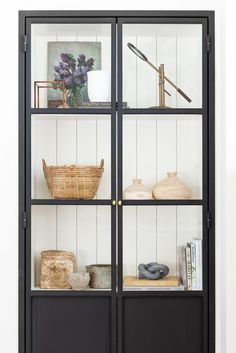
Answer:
(147, 60, 192, 103)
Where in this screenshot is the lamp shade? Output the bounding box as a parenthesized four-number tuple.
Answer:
(87, 70, 111, 102)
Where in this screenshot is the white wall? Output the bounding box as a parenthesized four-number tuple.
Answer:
(0, 1, 231, 353)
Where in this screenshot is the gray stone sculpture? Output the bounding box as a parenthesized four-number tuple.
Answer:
(138, 262, 169, 280)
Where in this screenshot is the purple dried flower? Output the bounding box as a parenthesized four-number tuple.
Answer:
(53, 52, 94, 92)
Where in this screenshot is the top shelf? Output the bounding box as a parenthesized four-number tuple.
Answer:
(30, 108, 203, 115)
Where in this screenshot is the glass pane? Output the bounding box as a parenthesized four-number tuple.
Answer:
(31, 114, 111, 199)
(31, 205, 111, 290)
(123, 206, 203, 291)
(123, 24, 202, 108)
(123, 115, 202, 200)
(31, 23, 112, 108)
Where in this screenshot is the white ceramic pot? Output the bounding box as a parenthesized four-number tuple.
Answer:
(123, 179, 153, 200)
(87, 70, 111, 102)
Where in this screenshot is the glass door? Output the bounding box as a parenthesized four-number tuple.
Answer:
(118, 17, 208, 293)
(25, 17, 117, 296)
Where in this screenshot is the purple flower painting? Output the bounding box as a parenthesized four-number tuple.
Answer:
(47, 41, 101, 108)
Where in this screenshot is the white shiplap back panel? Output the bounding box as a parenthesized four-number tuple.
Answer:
(31, 35, 56, 107)
(97, 206, 111, 264)
(177, 117, 202, 199)
(156, 36, 177, 107)
(137, 206, 157, 268)
(123, 207, 137, 276)
(76, 206, 97, 271)
(123, 117, 137, 191)
(123, 36, 137, 107)
(177, 206, 202, 275)
(157, 206, 177, 276)
(137, 117, 157, 190)
(97, 33, 111, 74)
(31, 205, 57, 287)
(57, 118, 77, 164)
(156, 117, 177, 182)
(56, 206, 77, 261)
(96, 118, 111, 199)
(32, 118, 56, 199)
(176, 34, 202, 108)
(136, 37, 157, 108)
(77, 117, 96, 165)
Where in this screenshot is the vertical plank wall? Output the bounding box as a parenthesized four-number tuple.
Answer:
(123, 24, 202, 108)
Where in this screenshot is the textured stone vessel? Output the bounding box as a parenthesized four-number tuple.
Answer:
(40, 250, 75, 289)
(152, 172, 192, 200)
(86, 264, 111, 289)
(68, 271, 90, 290)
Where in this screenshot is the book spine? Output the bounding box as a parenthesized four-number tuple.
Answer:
(195, 239, 203, 290)
(190, 242, 197, 290)
(180, 246, 187, 289)
(185, 245, 192, 290)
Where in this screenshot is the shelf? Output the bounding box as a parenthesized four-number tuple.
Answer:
(120, 290, 205, 297)
(31, 287, 112, 297)
(30, 108, 113, 115)
(121, 108, 203, 115)
(122, 199, 203, 206)
(31, 199, 112, 205)
(31, 108, 203, 115)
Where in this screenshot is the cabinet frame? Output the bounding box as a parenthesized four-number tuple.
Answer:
(19, 10, 215, 353)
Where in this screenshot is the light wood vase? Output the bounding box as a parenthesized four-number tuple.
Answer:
(152, 172, 192, 200)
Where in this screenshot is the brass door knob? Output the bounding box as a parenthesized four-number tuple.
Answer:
(112, 200, 116, 206)
(118, 200, 122, 206)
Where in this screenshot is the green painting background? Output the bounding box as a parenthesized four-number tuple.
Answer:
(47, 41, 101, 102)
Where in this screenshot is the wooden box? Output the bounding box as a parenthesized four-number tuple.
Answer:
(40, 250, 75, 289)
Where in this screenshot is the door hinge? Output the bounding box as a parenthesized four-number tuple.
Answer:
(23, 35, 27, 53)
(207, 212, 212, 229)
(23, 211, 27, 229)
(206, 35, 211, 53)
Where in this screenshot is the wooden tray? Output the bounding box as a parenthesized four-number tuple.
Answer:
(124, 276, 179, 287)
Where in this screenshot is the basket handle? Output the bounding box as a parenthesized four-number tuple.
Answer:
(100, 159, 104, 168)
(42, 159, 47, 170)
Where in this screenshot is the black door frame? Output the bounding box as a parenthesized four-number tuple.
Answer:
(19, 10, 215, 353)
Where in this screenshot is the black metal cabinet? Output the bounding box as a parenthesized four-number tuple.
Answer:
(19, 11, 215, 353)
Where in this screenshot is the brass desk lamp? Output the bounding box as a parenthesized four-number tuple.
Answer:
(127, 43, 192, 107)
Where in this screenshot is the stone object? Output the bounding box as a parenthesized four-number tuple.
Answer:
(86, 264, 111, 289)
(40, 250, 75, 289)
(68, 271, 90, 290)
(138, 262, 169, 280)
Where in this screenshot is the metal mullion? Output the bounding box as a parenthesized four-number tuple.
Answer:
(202, 17, 210, 353)
(208, 12, 215, 353)
(110, 18, 117, 353)
(19, 11, 27, 353)
(25, 17, 32, 353)
(27, 17, 116, 25)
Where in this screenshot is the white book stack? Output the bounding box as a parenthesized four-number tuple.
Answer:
(179, 238, 202, 291)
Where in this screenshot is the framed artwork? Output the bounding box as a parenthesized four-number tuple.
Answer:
(47, 41, 101, 108)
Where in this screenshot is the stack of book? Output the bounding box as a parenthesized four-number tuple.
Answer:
(179, 238, 203, 291)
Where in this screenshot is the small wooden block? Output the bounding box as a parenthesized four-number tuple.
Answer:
(124, 276, 179, 287)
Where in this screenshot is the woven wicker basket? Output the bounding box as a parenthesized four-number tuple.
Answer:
(42, 158, 104, 199)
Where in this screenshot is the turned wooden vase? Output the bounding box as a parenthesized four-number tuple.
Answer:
(152, 172, 192, 200)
